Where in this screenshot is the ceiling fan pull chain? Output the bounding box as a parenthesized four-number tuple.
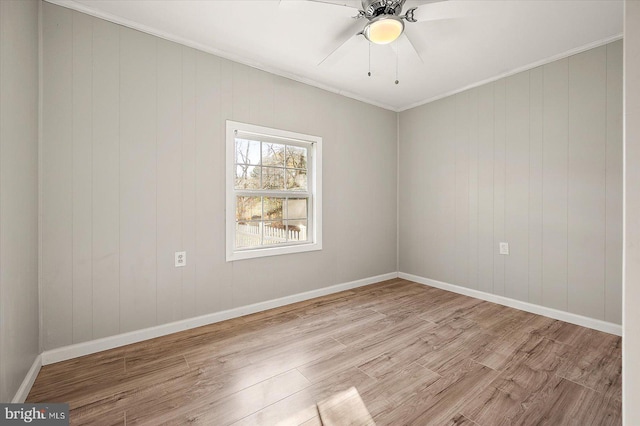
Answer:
(395, 42, 399, 85)
(368, 42, 372, 77)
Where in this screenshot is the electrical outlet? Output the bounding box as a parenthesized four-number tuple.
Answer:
(175, 251, 186, 267)
(499, 242, 509, 255)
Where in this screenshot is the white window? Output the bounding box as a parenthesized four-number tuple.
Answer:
(226, 121, 322, 261)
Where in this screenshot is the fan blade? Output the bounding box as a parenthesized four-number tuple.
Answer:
(318, 18, 364, 66)
(404, 0, 447, 8)
(318, 33, 360, 66)
(279, 0, 358, 10)
(402, 26, 424, 63)
(409, 1, 471, 22)
(403, 16, 460, 60)
(307, 0, 361, 9)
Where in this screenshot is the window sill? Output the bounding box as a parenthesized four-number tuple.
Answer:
(226, 241, 322, 262)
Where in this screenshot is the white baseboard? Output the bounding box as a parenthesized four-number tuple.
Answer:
(399, 272, 622, 336)
(11, 355, 42, 403)
(41, 272, 399, 365)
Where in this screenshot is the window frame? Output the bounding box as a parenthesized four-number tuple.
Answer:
(226, 120, 322, 262)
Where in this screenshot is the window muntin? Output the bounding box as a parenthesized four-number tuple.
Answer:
(226, 121, 322, 261)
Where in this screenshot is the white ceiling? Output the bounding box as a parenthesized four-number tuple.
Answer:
(49, 0, 623, 111)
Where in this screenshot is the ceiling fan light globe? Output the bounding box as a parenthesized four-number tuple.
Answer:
(364, 16, 404, 45)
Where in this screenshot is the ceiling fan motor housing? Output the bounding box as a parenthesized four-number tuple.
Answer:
(361, 0, 406, 19)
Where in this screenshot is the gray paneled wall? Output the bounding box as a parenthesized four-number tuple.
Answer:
(399, 40, 623, 324)
(41, 3, 398, 350)
(0, 0, 40, 402)
(624, 0, 640, 422)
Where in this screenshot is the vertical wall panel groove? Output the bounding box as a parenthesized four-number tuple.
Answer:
(195, 52, 229, 314)
(71, 11, 93, 344)
(119, 27, 158, 333)
(455, 91, 470, 288)
(541, 58, 569, 311)
(92, 17, 120, 339)
(605, 41, 623, 324)
(528, 67, 544, 305)
(42, 3, 73, 348)
(440, 97, 457, 284)
(0, 0, 39, 401)
(505, 72, 530, 302)
(468, 88, 479, 290)
(493, 80, 506, 297)
(477, 84, 494, 294)
(181, 46, 197, 320)
(567, 46, 607, 320)
(156, 39, 183, 324)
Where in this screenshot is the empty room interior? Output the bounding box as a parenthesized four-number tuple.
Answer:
(1, 0, 640, 424)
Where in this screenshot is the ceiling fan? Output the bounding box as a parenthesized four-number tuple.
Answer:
(311, 0, 453, 68)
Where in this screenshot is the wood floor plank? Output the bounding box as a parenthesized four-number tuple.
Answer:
(26, 279, 622, 425)
(42, 355, 189, 411)
(471, 328, 544, 371)
(131, 369, 311, 425)
(460, 385, 524, 426)
(418, 296, 484, 324)
(298, 413, 322, 426)
(515, 336, 573, 372)
(359, 361, 440, 404)
(529, 318, 588, 345)
(316, 387, 375, 426)
(460, 360, 556, 425)
(232, 367, 377, 426)
(73, 410, 125, 426)
(27, 356, 125, 404)
(373, 359, 500, 426)
(124, 352, 189, 375)
(572, 328, 622, 355)
(331, 310, 434, 347)
(556, 345, 622, 400)
(297, 317, 435, 383)
(515, 376, 621, 425)
(417, 328, 497, 376)
(184, 308, 383, 370)
(445, 413, 478, 425)
(382, 335, 439, 370)
(493, 362, 552, 401)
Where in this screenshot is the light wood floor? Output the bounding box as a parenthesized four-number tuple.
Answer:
(27, 279, 622, 425)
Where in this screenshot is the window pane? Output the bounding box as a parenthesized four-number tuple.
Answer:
(286, 145, 307, 169)
(286, 169, 307, 191)
(235, 139, 261, 165)
(263, 197, 283, 220)
(286, 198, 307, 220)
(236, 196, 262, 221)
(235, 221, 261, 249)
(262, 167, 285, 190)
(287, 220, 308, 242)
(263, 221, 287, 246)
(235, 165, 260, 190)
(262, 142, 285, 167)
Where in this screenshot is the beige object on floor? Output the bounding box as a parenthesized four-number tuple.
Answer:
(317, 387, 376, 426)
